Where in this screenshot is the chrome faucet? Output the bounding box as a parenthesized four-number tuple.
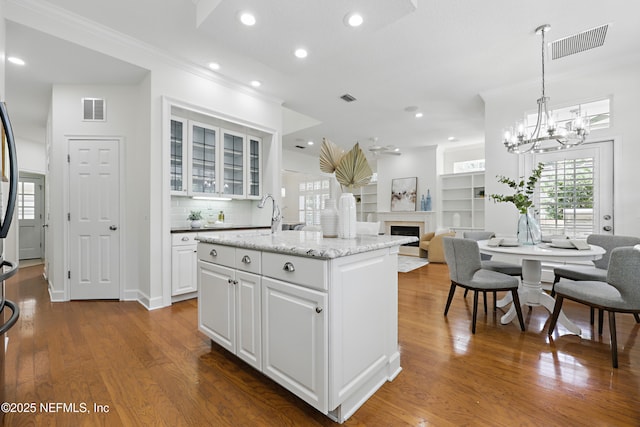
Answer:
(258, 193, 282, 233)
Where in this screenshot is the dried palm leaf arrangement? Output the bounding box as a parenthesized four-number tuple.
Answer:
(320, 138, 372, 191)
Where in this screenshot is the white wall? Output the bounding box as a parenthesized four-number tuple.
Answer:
(442, 143, 484, 174)
(17, 137, 46, 173)
(482, 60, 640, 237)
(376, 146, 438, 213)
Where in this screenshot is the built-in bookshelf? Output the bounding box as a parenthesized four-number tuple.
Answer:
(440, 171, 485, 230)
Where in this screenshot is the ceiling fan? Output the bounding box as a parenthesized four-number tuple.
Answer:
(367, 138, 401, 156)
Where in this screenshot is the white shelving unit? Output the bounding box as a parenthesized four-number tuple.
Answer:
(440, 171, 485, 230)
(356, 182, 378, 221)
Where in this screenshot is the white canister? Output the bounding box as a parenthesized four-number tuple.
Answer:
(452, 212, 461, 228)
(338, 192, 357, 239)
(320, 199, 339, 237)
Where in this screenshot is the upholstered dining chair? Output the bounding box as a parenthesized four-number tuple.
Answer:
(551, 234, 640, 333)
(443, 237, 525, 334)
(462, 231, 523, 312)
(548, 246, 640, 368)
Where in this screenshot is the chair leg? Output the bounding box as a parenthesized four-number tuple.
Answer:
(609, 311, 618, 369)
(634, 313, 640, 323)
(444, 283, 457, 316)
(493, 291, 497, 311)
(590, 308, 595, 325)
(598, 309, 604, 335)
(548, 295, 564, 336)
(472, 291, 479, 334)
(510, 289, 525, 331)
(463, 289, 469, 298)
(483, 292, 488, 314)
(550, 275, 560, 297)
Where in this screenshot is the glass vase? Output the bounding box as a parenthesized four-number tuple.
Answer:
(517, 208, 541, 245)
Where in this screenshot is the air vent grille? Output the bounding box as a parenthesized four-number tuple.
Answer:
(82, 98, 106, 121)
(551, 24, 608, 60)
(340, 93, 357, 102)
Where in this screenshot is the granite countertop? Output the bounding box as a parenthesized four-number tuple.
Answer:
(196, 230, 418, 259)
(171, 225, 270, 233)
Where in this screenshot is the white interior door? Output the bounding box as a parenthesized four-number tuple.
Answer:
(69, 139, 120, 299)
(533, 140, 613, 237)
(18, 174, 44, 260)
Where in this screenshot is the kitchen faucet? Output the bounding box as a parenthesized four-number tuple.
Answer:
(258, 193, 282, 233)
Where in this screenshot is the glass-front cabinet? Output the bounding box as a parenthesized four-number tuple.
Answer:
(169, 111, 263, 199)
(222, 129, 245, 197)
(170, 117, 188, 195)
(190, 121, 218, 196)
(247, 136, 262, 199)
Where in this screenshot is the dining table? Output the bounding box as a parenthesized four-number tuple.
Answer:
(478, 239, 606, 334)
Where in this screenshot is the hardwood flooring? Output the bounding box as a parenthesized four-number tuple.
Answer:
(2, 263, 639, 426)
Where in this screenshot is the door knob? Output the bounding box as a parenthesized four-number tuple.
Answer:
(109, 225, 118, 231)
(603, 214, 612, 220)
(603, 225, 613, 232)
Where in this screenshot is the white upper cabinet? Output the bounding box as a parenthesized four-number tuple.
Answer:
(169, 114, 263, 199)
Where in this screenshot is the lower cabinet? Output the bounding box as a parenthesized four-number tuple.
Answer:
(171, 233, 198, 296)
(262, 276, 328, 412)
(198, 259, 261, 370)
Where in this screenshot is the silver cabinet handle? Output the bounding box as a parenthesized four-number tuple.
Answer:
(109, 225, 118, 231)
(315, 307, 323, 313)
(241, 255, 251, 264)
(210, 249, 218, 257)
(181, 236, 190, 241)
(283, 262, 295, 272)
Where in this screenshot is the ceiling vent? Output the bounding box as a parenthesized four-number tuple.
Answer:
(82, 97, 106, 121)
(551, 24, 608, 60)
(339, 93, 357, 102)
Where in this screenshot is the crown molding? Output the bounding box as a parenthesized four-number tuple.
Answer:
(5, 0, 283, 106)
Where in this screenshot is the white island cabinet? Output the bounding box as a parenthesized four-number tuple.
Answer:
(197, 230, 416, 423)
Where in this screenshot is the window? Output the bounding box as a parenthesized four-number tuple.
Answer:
(18, 181, 36, 220)
(525, 98, 610, 136)
(453, 159, 485, 174)
(298, 178, 330, 225)
(537, 158, 594, 239)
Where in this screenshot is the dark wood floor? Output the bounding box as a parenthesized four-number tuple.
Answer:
(2, 263, 639, 426)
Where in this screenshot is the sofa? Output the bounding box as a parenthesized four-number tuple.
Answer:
(419, 231, 456, 263)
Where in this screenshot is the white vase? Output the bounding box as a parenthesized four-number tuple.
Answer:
(338, 192, 357, 239)
(191, 219, 202, 229)
(320, 199, 339, 237)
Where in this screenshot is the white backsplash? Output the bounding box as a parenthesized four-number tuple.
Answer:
(171, 197, 270, 228)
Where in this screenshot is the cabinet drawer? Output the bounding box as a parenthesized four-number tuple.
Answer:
(172, 232, 198, 246)
(198, 243, 235, 268)
(235, 248, 261, 274)
(262, 252, 327, 291)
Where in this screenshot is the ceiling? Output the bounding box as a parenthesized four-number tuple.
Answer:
(5, 0, 640, 158)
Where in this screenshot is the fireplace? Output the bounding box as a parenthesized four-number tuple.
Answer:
(390, 226, 420, 247)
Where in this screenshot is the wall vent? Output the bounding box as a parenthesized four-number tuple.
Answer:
(551, 24, 608, 60)
(82, 98, 106, 121)
(339, 93, 357, 102)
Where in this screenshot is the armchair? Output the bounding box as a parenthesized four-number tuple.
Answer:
(422, 231, 456, 263)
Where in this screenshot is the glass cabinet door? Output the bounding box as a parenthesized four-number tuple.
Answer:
(170, 117, 187, 194)
(247, 135, 261, 198)
(222, 129, 245, 197)
(190, 121, 218, 195)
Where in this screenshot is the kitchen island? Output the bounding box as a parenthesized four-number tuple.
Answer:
(196, 230, 417, 423)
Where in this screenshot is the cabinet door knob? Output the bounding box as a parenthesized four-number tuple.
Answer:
(182, 236, 190, 241)
(315, 307, 323, 313)
(283, 262, 295, 272)
(210, 249, 218, 257)
(241, 255, 251, 264)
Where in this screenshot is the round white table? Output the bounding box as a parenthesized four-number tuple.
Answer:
(478, 240, 605, 334)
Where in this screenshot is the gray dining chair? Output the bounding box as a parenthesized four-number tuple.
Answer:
(548, 246, 640, 368)
(551, 234, 640, 333)
(443, 237, 525, 334)
(462, 231, 523, 312)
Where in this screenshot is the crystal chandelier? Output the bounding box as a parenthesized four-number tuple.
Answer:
(503, 25, 589, 154)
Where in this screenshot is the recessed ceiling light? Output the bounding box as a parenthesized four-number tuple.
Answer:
(208, 62, 220, 70)
(307, 141, 314, 145)
(239, 12, 256, 26)
(344, 13, 363, 27)
(448, 136, 456, 141)
(294, 48, 308, 59)
(415, 112, 423, 118)
(250, 80, 261, 88)
(7, 56, 25, 66)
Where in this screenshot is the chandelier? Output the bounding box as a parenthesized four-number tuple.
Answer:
(503, 24, 589, 154)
